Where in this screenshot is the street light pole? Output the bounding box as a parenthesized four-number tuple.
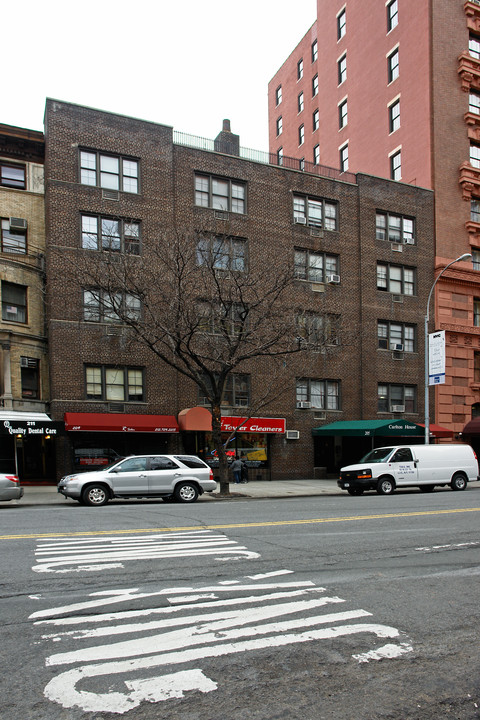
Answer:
(424, 253, 472, 444)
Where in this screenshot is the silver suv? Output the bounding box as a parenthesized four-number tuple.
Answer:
(57, 454, 216, 506)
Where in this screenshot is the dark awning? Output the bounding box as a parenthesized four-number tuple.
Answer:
(461, 418, 480, 436)
(312, 418, 448, 438)
(64, 412, 179, 433)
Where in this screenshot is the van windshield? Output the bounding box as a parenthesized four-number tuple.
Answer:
(360, 447, 395, 463)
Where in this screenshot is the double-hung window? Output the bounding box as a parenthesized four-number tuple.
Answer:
(1, 218, 27, 253)
(378, 384, 416, 413)
(340, 144, 349, 172)
(196, 236, 246, 272)
(86, 365, 144, 402)
(297, 58, 303, 80)
(275, 85, 282, 105)
(312, 40, 318, 63)
(312, 74, 319, 97)
(473, 249, 480, 271)
(313, 109, 320, 131)
(377, 321, 415, 352)
(313, 144, 320, 165)
(389, 100, 400, 132)
(80, 150, 139, 193)
(470, 92, 480, 115)
(298, 92, 304, 113)
(194, 173, 246, 214)
(471, 144, 480, 169)
(296, 379, 340, 410)
(390, 150, 401, 180)
(276, 116, 283, 136)
(470, 34, 480, 59)
(474, 298, 480, 326)
(1, 281, 27, 323)
(81, 214, 140, 254)
(339, 99, 348, 129)
(337, 9, 346, 40)
(387, 0, 398, 31)
(338, 54, 347, 85)
(0, 163, 25, 189)
(298, 124, 305, 146)
(377, 262, 415, 295)
(388, 49, 399, 83)
(295, 250, 338, 283)
(198, 373, 250, 407)
(197, 301, 248, 336)
(296, 312, 340, 347)
(293, 195, 337, 230)
(376, 211, 414, 244)
(83, 289, 141, 323)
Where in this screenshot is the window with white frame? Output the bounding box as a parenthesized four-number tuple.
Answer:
(470, 92, 480, 115)
(473, 249, 480, 270)
(337, 9, 346, 40)
(470, 144, 480, 169)
(376, 211, 414, 244)
(294, 249, 339, 283)
(297, 58, 303, 80)
(390, 150, 401, 179)
(339, 99, 348, 129)
(313, 144, 320, 165)
(387, 0, 398, 31)
(389, 100, 400, 132)
(1, 281, 27, 323)
(85, 365, 144, 402)
(296, 312, 340, 347)
(194, 173, 246, 214)
(340, 144, 349, 172)
(312, 74, 318, 97)
(81, 214, 140, 254)
(377, 321, 415, 352)
(338, 54, 347, 84)
(275, 85, 282, 105)
(377, 262, 415, 295)
(196, 236, 247, 272)
(298, 124, 305, 146)
(388, 49, 399, 83)
(472, 199, 480, 223)
(198, 373, 250, 407)
(276, 116, 283, 136)
(296, 379, 340, 410)
(377, 383, 416, 413)
(80, 150, 139, 193)
(277, 147, 284, 166)
(298, 92, 304, 113)
(1, 218, 26, 253)
(312, 39, 318, 63)
(293, 195, 337, 229)
(0, 162, 25, 189)
(83, 289, 141, 323)
(470, 34, 480, 59)
(313, 109, 320, 131)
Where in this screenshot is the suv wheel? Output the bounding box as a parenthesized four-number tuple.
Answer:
(81, 484, 109, 506)
(174, 482, 199, 503)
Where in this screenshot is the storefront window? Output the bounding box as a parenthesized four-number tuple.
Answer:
(202, 432, 269, 469)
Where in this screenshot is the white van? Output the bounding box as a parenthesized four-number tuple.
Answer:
(338, 444, 479, 495)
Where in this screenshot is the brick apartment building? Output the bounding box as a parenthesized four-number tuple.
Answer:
(42, 99, 436, 479)
(268, 0, 480, 445)
(0, 124, 61, 479)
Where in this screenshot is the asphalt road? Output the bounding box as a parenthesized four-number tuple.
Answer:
(2, 488, 480, 719)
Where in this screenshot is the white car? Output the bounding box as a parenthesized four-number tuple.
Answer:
(0, 473, 23, 502)
(57, 454, 216, 506)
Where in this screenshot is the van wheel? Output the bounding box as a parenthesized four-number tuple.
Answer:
(347, 487, 364, 495)
(419, 485, 435, 493)
(451, 473, 467, 491)
(81, 484, 109, 506)
(377, 477, 395, 495)
(174, 482, 199, 503)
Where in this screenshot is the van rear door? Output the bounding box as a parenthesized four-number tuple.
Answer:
(390, 447, 418, 485)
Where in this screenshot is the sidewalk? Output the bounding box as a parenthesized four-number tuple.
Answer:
(16, 479, 341, 504)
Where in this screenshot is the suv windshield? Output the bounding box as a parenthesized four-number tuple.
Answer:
(360, 447, 395, 463)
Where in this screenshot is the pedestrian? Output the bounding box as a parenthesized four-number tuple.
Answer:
(231, 456, 243, 484)
(240, 455, 249, 483)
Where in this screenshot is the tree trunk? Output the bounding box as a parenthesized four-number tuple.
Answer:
(211, 403, 230, 495)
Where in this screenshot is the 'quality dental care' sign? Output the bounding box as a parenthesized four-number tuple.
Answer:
(1, 420, 64, 436)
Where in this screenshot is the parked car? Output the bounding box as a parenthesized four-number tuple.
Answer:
(0, 473, 23, 502)
(57, 454, 217, 506)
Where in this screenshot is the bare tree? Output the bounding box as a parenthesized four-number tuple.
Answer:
(59, 225, 343, 494)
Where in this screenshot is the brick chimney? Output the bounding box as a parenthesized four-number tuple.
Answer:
(214, 119, 240, 156)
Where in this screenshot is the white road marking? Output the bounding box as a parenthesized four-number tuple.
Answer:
(416, 541, 480, 553)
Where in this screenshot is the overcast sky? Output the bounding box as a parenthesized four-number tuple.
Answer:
(4, 0, 316, 151)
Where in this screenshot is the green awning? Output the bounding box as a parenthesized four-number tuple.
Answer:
(312, 419, 425, 437)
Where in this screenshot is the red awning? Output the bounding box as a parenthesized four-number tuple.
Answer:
(461, 418, 480, 436)
(417, 422, 454, 438)
(177, 408, 286, 434)
(178, 407, 212, 431)
(64, 412, 179, 433)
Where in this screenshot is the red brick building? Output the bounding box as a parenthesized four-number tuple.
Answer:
(269, 0, 480, 443)
(43, 99, 434, 479)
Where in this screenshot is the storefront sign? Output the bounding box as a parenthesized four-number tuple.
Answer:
(0, 420, 64, 436)
(220, 417, 286, 434)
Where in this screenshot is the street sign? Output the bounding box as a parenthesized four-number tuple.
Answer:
(428, 330, 445, 385)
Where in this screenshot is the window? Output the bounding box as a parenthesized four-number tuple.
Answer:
(198, 373, 250, 407)
(313, 144, 320, 165)
(474, 298, 480, 326)
(81, 214, 140, 254)
(470, 92, 480, 115)
(389, 100, 400, 132)
(194, 173, 246, 214)
(387, 0, 398, 31)
(472, 199, 480, 223)
(377, 384, 416, 413)
(313, 109, 320, 131)
(376, 212, 414, 244)
(80, 150, 139, 193)
(470, 144, 480, 169)
(275, 85, 282, 105)
(390, 150, 401, 180)
(339, 99, 348, 129)
(338, 54, 347, 84)
(337, 9, 346, 40)
(197, 301, 248, 336)
(297, 58, 304, 80)
(473, 249, 480, 270)
(298, 124, 305, 146)
(21, 357, 39, 399)
(296, 312, 340, 347)
(276, 116, 283, 136)
(312, 74, 319, 97)
(312, 39, 318, 63)
(377, 262, 415, 295)
(340, 144, 349, 172)
(296, 379, 340, 410)
(1, 219, 26, 253)
(295, 249, 339, 283)
(298, 92, 304, 113)
(0, 163, 25, 190)
(377, 321, 415, 352)
(388, 49, 399, 83)
(293, 195, 337, 229)
(196, 236, 246, 272)
(277, 147, 284, 166)
(1, 282, 27, 323)
(470, 34, 480, 59)
(83, 289, 141, 323)
(85, 365, 144, 402)
(475, 352, 480, 383)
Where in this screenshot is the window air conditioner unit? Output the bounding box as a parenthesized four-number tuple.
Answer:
(391, 404, 405, 413)
(294, 216, 307, 225)
(20, 357, 37, 368)
(391, 242, 403, 252)
(390, 342, 404, 351)
(108, 402, 125, 413)
(9, 217, 27, 230)
(327, 274, 340, 284)
(286, 430, 300, 440)
(392, 294, 403, 303)
(310, 227, 323, 238)
(102, 189, 119, 201)
(404, 237, 415, 245)
(297, 401, 312, 409)
(214, 210, 229, 220)
(314, 411, 326, 420)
